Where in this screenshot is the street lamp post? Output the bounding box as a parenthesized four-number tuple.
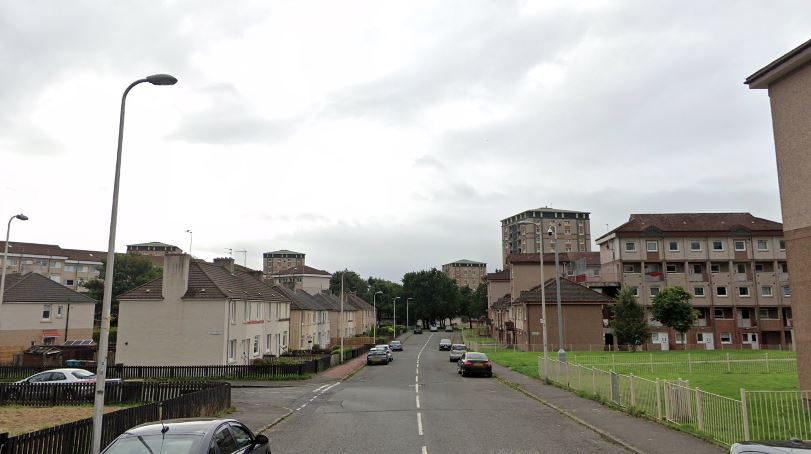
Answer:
(548, 223, 566, 363)
(92, 74, 177, 454)
(518, 220, 549, 380)
(340, 272, 345, 364)
(0, 214, 29, 328)
(185, 229, 193, 256)
(373, 291, 382, 339)
(393, 296, 400, 337)
(406, 297, 412, 332)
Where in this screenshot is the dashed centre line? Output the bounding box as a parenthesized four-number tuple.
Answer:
(417, 412, 424, 435)
(295, 380, 340, 412)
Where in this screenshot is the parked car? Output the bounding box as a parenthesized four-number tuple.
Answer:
(729, 440, 811, 453)
(439, 339, 452, 351)
(375, 344, 393, 362)
(389, 340, 403, 351)
(414, 327, 423, 334)
(429, 325, 438, 332)
(445, 325, 454, 332)
(449, 344, 467, 362)
(457, 352, 493, 377)
(102, 418, 270, 453)
(367, 348, 390, 366)
(8, 368, 119, 401)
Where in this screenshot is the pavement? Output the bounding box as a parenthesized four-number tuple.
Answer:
(493, 363, 724, 454)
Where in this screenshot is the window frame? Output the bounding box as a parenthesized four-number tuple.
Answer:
(720, 332, 732, 344)
(646, 241, 659, 252)
(738, 286, 750, 297)
(42, 304, 52, 321)
(716, 286, 728, 297)
(694, 287, 705, 297)
(756, 240, 769, 251)
(668, 241, 679, 252)
(649, 287, 661, 298)
(734, 240, 746, 252)
(761, 286, 773, 297)
(690, 240, 702, 252)
(624, 242, 637, 253)
(712, 240, 724, 251)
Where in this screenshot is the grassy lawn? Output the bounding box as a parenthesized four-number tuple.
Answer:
(0, 405, 124, 436)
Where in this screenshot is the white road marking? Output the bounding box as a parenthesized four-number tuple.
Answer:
(320, 381, 341, 393)
(417, 412, 423, 435)
(422, 446, 428, 454)
(416, 395, 420, 408)
(415, 383, 419, 394)
(312, 383, 329, 393)
(415, 375, 419, 383)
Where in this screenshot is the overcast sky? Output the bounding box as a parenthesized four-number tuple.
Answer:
(1, 1, 809, 281)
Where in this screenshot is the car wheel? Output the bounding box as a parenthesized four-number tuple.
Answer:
(487, 372, 493, 378)
(367, 361, 372, 366)
(461, 370, 467, 377)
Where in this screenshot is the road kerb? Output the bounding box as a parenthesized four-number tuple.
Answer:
(256, 407, 293, 435)
(496, 376, 647, 454)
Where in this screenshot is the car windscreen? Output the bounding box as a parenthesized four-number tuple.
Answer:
(103, 434, 204, 453)
(72, 370, 95, 379)
(466, 353, 487, 360)
(451, 345, 466, 350)
(369, 350, 386, 355)
(390, 341, 401, 345)
(440, 339, 451, 343)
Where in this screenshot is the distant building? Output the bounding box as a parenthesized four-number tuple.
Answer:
(501, 207, 592, 268)
(263, 250, 305, 275)
(0, 241, 104, 292)
(0, 272, 96, 363)
(442, 260, 487, 289)
(275, 286, 331, 350)
(126, 242, 183, 266)
(268, 265, 331, 295)
(597, 213, 790, 351)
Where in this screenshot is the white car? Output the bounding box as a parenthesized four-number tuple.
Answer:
(15, 368, 98, 384)
(429, 325, 438, 332)
(374, 344, 393, 362)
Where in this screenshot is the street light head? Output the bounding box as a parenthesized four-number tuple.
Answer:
(375, 291, 383, 295)
(15, 214, 28, 221)
(146, 74, 178, 86)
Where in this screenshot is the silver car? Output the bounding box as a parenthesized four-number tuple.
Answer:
(374, 344, 393, 362)
(729, 440, 811, 453)
(449, 344, 467, 362)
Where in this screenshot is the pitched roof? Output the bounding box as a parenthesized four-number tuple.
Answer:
(264, 249, 304, 256)
(118, 260, 287, 302)
(508, 252, 600, 266)
(445, 259, 486, 266)
(127, 242, 179, 248)
(277, 287, 332, 311)
(596, 213, 783, 242)
(270, 265, 330, 277)
(487, 270, 511, 281)
(2, 273, 96, 304)
(746, 38, 811, 89)
(517, 278, 611, 304)
(0, 242, 105, 262)
(346, 293, 373, 310)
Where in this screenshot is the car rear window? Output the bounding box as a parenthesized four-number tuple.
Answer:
(466, 353, 487, 360)
(103, 434, 204, 453)
(72, 370, 95, 379)
(391, 341, 401, 345)
(440, 339, 451, 343)
(451, 345, 466, 350)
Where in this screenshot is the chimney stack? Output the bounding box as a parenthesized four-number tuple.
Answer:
(162, 254, 191, 300)
(213, 257, 235, 274)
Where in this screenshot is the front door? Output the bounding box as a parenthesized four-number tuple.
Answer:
(704, 335, 715, 350)
(659, 333, 669, 351)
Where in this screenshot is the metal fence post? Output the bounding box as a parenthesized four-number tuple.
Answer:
(727, 353, 731, 373)
(741, 388, 750, 440)
(663, 381, 671, 420)
(695, 387, 704, 431)
(630, 374, 636, 407)
(656, 379, 662, 420)
(592, 367, 596, 395)
(765, 352, 770, 373)
(650, 352, 654, 374)
(688, 353, 692, 373)
(610, 371, 619, 404)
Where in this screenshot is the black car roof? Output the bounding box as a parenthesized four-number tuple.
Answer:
(124, 418, 236, 437)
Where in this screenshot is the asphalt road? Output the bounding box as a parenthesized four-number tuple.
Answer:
(268, 332, 631, 454)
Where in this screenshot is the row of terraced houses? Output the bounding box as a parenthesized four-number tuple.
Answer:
(487, 209, 793, 351)
(0, 242, 374, 365)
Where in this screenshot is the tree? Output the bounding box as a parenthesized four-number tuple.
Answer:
(330, 270, 369, 296)
(401, 268, 459, 327)
(365, 277, 402, 320)
(651, 286, 697, 347)
(611, 287, 648, 350)
(83, 253, 162, 320)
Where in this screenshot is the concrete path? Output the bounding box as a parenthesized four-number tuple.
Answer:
(493, 363, 724, 454)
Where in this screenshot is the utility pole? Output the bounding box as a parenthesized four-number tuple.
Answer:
(549, 223, 566, 362)
(340, 272, 345, 363)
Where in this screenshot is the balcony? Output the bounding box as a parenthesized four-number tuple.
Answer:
(697, 318, 708, 327)
(688, 274, 706, 282)
(779, 273, 789, 282)
(645, 273, 663, 282)
(738, 319, 752, 328)
(734, 273, 749, 282)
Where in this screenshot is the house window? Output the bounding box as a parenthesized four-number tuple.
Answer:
(43, 337, 55, 346)
(710, 264, 721, 273)
(736, 263, 746, 274)
(739, 287, 750, 297)
(630, 287, 639, 297)
(625, 242, 637, 252)
(761, 286, 773, 297)
(675, 332, 685, 344)
(243, 302, 249, 322)
(228, 339, 237, 361)
(696, 332, 709, 343)
(734, 240, 746, 251)
(650, 287, 660, 297)
(783, 286, 791, 297)
(64, 265, 75, 272)
(779, 240, 786, 251)
(282, 331, 288, 347)
(694, 287, 705, 297)
(50, 262, 62, 269)
(692, 264, 702, 274)
(720, 332, 732, 344)
(742, 333, 758, 344)
(667, 241, 679, 252)
(65, 279, 75, 286)
(714, 308, 726, 318)
(650, 333, 660, 343)
(253, 336, 260, 355)
(712, 240, 724, 251)
(646, 241, 658, 252)
(716, 286, 728, 297)
(755, 264, 764, 273)
(757, 240, 769, 251)
(666, 263, 677, 273)
(255, 302, 261, 320)
(229, 302, 236, 324)
(690, 241, 702, 251)
(42, 304, 51, 321)
(623, 264, 635, 273)
(56, 306, 63, 318)
(779, 262, 788, 273)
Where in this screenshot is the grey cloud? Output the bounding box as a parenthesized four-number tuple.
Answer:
(413, 155, 446, 171)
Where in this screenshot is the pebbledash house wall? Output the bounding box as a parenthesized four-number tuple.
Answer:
(0, 303, 94, 363)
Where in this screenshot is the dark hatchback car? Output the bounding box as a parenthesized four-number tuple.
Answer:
(457, 352, 493, 377)
(414, 327, 423, 334)
(439, 339, 452, 351)
(389, 340, 403, 351)
(367, 348, 390, 365)
(102, 418, 270, 454)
